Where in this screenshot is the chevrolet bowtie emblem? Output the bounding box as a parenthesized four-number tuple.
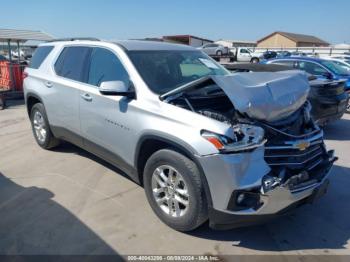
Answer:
(295, 140, 310, 151)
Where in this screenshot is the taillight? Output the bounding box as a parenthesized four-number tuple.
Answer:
(22, 72, 28, 79)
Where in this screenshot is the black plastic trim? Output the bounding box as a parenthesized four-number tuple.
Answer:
(50, 126, 139, 183)
(209, 179, 330, 230)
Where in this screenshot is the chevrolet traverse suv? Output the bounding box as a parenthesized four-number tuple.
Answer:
(24, 39, 336, 231)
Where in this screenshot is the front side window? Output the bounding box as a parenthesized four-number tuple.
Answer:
(320, 60, 350, 75)
(54, 46, 91, 81)
(128, 50, 229, 94)
(240, 49, 249, 54)
(87, 48, 129, 87)
(297, 61, 327, 75)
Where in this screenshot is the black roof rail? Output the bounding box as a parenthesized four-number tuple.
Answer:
(47, 37, 100, 42)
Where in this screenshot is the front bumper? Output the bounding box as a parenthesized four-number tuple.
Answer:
(197, 147, 336, 230)
(209, 178, 330, 229)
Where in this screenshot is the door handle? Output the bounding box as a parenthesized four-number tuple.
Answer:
(81, 93, 92, 102)
(45, 81, 53, 88)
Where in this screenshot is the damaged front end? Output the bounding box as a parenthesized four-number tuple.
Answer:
(162, 71, 337, 229)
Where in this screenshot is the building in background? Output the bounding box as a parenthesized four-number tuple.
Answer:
(257, 31, 329, 48)
(162, 35, 213, 47)
(215, 39, 256, 48)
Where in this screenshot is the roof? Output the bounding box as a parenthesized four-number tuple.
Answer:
(268, 57, 326, 63)
(0, 28, 54, 42)
(114, 40, 196, 51)
(163, 35, 213, 43)
(216, 39, 257, 44)
(257, 31, 329, 45)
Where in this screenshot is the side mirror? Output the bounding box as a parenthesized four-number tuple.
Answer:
(99, 81, 135, 98)
(322, 72, 333, 80)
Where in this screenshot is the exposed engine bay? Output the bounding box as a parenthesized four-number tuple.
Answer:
(162, 72, 337, 194)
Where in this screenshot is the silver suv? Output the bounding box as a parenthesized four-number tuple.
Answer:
(24, 39, 336, 231)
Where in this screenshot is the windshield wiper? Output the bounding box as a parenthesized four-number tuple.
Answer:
(159, 76, 213, 101)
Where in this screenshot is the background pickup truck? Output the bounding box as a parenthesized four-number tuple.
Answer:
(228, 47, 264, 63)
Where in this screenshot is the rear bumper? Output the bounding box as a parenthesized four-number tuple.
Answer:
(207, 150, 336, 230)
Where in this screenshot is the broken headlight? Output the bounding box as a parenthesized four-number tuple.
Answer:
(201, 124, 266, 152)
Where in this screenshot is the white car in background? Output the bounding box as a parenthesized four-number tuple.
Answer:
(330, 54, 350, 61)
(324, 57, 350, 72)
(197, 43, 229, 56)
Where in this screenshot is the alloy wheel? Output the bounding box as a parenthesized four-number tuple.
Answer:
(33, 111, 47, 143)
(151, 165, 190, 218)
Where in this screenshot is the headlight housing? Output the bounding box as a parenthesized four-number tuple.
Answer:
(201, 124, 266, 153)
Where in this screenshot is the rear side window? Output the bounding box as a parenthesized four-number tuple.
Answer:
(271, 60, 296, 68)
(29, 46, 54, 69)
(87, 47, 129, 87)
(54, 46, 91, 82)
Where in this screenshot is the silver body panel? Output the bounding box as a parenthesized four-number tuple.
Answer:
(24, 40, 332, 218)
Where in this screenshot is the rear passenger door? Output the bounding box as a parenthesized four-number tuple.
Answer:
(79, 47, 136, 168)
(47, 46, 91, 144)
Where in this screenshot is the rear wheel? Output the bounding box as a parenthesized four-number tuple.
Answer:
(30, 103, 60, 149)
(251, 57, 259, 63)
(346, 99, 350, 114)
(143, 149, 208, 231)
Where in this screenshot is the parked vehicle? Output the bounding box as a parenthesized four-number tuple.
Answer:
(276, 51, 291, 58)
(11, 49, 25, 58)
(267, 57, 350, 112)
(291, 51, 308, 56)
(223, 63, 349, 125)
(197, 43, 229, 56)
(24, 39, 336, 231)
(0, 54, 7, 61)
(330, 54, 350, 61)
(228, 47, 264, 63)
(262, 50, 277, 60)
(323, 57, 350, 71)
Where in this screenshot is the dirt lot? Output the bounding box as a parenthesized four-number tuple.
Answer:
(1, 100, 350, 257)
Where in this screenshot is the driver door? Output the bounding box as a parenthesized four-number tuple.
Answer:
(79, 47, 137, 170)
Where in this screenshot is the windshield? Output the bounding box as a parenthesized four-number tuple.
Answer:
(128, 50, 229, 94)
(320, 60, 350, 75)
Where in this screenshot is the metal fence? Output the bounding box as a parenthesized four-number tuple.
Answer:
(251, 47, 350, 57)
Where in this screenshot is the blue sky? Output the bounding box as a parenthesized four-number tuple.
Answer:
(1, 0, 349, 44)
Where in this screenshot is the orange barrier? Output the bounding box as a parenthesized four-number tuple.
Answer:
(0, 61, 25, 92)
(0, 61, 11, 90)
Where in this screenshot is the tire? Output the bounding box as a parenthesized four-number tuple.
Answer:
(251, 57, 259, 63)
(143, 149, 208, 231)
(30, 103, 60, 149)
(216, 50, 223, 56)
(346, 99, 350, 114)
(0, 95, 5, 110)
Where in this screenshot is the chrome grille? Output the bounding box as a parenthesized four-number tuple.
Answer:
(265, 143, 324, 170)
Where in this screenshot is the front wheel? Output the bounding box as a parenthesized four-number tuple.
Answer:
(346, 98, 350, 114)
(143, 149, 208, 231)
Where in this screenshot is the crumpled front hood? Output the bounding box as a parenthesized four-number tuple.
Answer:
(211, 70, 310, 122)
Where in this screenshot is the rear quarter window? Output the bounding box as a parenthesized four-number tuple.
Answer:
(29, 46, 54, 69)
